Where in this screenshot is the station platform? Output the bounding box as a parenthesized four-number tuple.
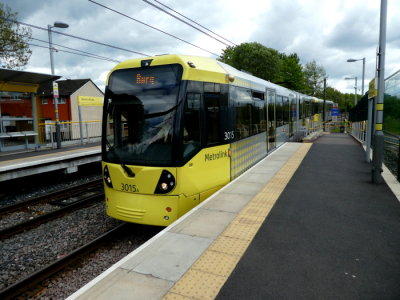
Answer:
(67, 133, 400, 300)
(0, 143, 101, 182)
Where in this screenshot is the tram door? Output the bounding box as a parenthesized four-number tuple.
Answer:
(266, 89, 276, 152)
(289, 94, 296, 138)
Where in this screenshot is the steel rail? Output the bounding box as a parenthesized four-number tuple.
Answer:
(0, 192, 104, 239)
(0, 178, 102, 215)
(0, 223, 128, 300)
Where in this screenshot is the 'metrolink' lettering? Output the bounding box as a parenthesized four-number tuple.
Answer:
(205, 150, 228, 162)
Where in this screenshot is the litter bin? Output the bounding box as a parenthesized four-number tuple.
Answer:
(340, 126, 345, 133)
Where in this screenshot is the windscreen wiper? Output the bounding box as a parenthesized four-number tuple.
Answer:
(121, 164, 135, 177)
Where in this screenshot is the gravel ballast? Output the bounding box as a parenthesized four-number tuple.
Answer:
(0, 163, 161, 299)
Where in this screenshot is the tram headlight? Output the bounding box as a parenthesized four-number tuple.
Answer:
(155, 170, 176, 194)
(103, 165, 113, 188)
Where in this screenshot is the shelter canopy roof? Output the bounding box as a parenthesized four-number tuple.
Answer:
(0, 69, 60, 93)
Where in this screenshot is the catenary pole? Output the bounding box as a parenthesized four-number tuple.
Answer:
(372, 0, 387, 183)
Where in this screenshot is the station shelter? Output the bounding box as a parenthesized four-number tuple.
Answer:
(0, 69, 60, 152)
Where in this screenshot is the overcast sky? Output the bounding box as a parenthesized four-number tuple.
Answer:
(2, 0, 399, 95)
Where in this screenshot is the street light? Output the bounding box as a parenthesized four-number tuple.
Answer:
(48, 21, 69, 149)
(48, 22, 69, 74)
(345, 76, 358, 105)
(347, 58, 366, 95)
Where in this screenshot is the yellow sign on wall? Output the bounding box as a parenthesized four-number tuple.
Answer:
(78, 96, 103, 106)
(368, 78, 378, 99)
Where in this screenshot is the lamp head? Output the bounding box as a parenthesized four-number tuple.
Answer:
(53, 21, 69, 28)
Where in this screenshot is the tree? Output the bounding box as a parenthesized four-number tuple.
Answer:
(384, 95, 400, 134)
(219, 42, 281, 82)
(0, 3, 32, 69)
(219, 42, 359, 110)
(325, 87, 342, 103)
(279, 53, 305, 92)
(303, 60, 327, 96)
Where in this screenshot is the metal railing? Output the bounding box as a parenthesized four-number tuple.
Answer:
(38, 120, 101, 148)
(382, 130, 400, 181)
(323, 121, 348, 133)
(350, 121, 400, 181)
(350, 120, 367, 143)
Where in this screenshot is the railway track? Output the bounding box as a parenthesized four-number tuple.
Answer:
(0, 179, 102, 214)
(0, 224, 128, 300)
(0, 179, 103, 239)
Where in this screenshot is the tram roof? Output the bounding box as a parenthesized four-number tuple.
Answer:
(108, 54, 325, 101)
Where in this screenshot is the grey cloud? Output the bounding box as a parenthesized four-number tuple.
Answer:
(2, 0, 400, 94)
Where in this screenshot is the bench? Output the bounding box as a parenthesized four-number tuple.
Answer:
(0, 131, 38, 150)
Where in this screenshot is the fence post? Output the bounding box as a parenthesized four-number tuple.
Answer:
(78, 106, 84, 145)
(366, 98, 373, 162)
(363, 121, 366, 142)
(86, 122, 90, 144)
(50, 124, 55, 148)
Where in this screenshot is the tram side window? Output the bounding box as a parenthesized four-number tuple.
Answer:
(232, 87, 252, 139)
(312, 102, 319, 115)
(183, 93, 201, 159)
(205, 93, 222, 145)
(268, 92, 275, 130)
(276, 96, 283, 127)
(252, 91, 266, 133)
(304, 101, 311, 118)
(290, 95, 297, 120)
(283, 96, 289, 125)
(300, 97, 306, 119)
(267, 91, 276, 144)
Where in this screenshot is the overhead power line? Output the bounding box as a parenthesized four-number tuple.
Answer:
(1, 17, 150, 56)
(3, 33, 120, 63)
(142, 0, 233, 47)
(144, 0, 237, 47)
(29, 36, 120, 63)
(88, 0, 219, 57)
(27, 42, 120, 63)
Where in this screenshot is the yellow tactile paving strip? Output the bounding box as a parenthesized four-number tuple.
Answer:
(163, 143, 312, 300)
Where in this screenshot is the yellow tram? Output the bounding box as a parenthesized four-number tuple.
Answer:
(102, 54, 330, 226)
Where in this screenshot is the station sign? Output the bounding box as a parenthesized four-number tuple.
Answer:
(331, 108, 340, 116)
(368, 78, 378, 99)
(78, 96, 103, 106)
(52, 82, 59, 98)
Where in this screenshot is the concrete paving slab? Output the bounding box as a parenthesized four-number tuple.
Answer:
(222, 181, 265, 195)
(240, 172, 275, 184)
(120, 232, 212, 281)
(266, 154, 293, 161)
(202, 192, 253, 213)
(257, 158, 286, 166)
(169, 208, 236, 239)
(75, 268, 173, 300)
